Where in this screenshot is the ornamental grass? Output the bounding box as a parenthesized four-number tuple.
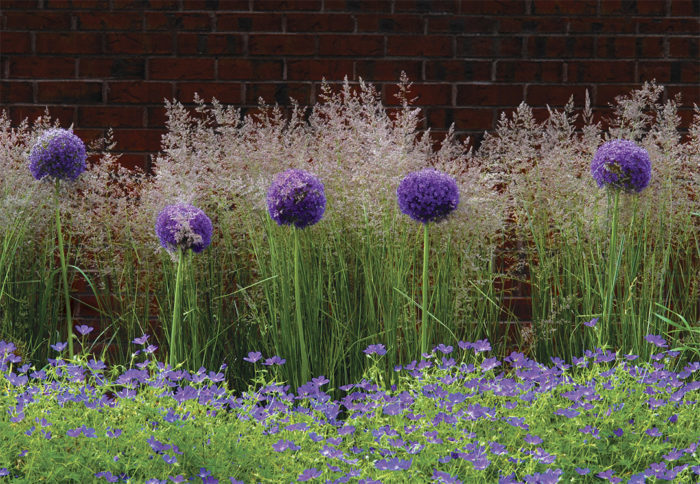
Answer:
(0, 78, 698, 481)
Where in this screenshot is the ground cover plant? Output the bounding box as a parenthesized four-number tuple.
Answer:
(0, 77, 699, 480)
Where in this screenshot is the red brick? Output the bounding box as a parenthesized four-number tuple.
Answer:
(457, 36, 523, 58)
(637, 18, 700, 34)
(602, 0, 667, 15)
(638, 61, 676, 82)
(44, 0, 110, 9)
(532, 0, 597, 14)
(595, 85, 645, 106)
(0, 81, 33, 103)
(495, 60, 562, 82)
(184, 0, 249, 9)
(596, 37, 636, 58)
(459, 0, 526, 14)
(10, 106, 76, 126)
(497, 17, 565, 34)
(425, 60, 491, 82)
(428, 16, 497, 34)
(9, 57, 75, 79)
(569, 18, 636, 33)
(568, 61, 635, 83)
(176, 83, 244, 105)
(105, 33, 173, 55)
(253, 0, 321, 10)
(112, 128, 164, 152)
(670, 0, 700, 16)
(669, 37, 699, 58)
(36, 33, 103, 54)
(112, 0, 177, 9)
(287, 13, 355, 32)
(147, 106, 168, 128)
(526, 36, 595, 58)
(1, 32, 32, 54)
(356, 14, 423, 33)
(387, 35, 452, 57)
(384, 83, 452, 106)
(107, 82, 173, 104)
(37, 81, 103, 103)
(78, 106, 144, 128)
(1, 0, 41, 7)
(355, 60, 421, 81)
(149, 58, 215, 80)
(324, 0, 392, 12)
(249, 34, 316, 55)
(679, 61, 699, 83)
(145, 12, 212, 31)
(216, 13, 283, 32)
(5, 11, 72, 29)
(318, 34, 383, 56)
(79, 58, 145, 79)
(75, 12, 142, 30)
(665, 86, 699, 105)
(287, 59, 354, 80)
(525, 85, 590, 106)
(177, 33, 243, 55)
(247, 83, 312, 105)
(218, 59, 283, 80)
(116, 153, 149, 171)
(456, 84, 524, 106)
(452, 107, 494, 130)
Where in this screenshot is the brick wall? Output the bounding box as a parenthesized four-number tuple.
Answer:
(1, 0, 699, 171)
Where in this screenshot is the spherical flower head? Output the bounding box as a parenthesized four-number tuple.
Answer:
(266, 169, 326, 229)
(28, 128, 87, 182)
(397, 168, 460, 224)
(590, 139, 651, 193)
(155, 203, 213, 254)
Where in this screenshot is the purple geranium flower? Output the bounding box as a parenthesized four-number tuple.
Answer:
(243, 351, 262, 364)
(29, 128, 86, 182)
(374, 457, 412, 471)
(583, 317, 598, 327)
(155, 203, 213, 254)
(132, 334, 149, 345)
(74, 325, 94, 336)
(267, 169, 326, 229)
(645, 334, 668, 348)
(297, 468, 322, 481)
(50, 342, 67, 352)
(363, 344, 387, 356)
(397, 168, 459, 224)
(263, 355, 286, 366)
(590, 139, 651, 193)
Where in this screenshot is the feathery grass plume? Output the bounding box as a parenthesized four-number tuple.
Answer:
(397, 168, 459, 355)
(266, 169, 326, 387)
(155, 203, 212, 369)
(28, 128, 87, 359)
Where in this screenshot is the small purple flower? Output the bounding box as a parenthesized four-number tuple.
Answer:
(29, 128, 86, 182)
(267, 169, 326, 229)
(481, 357, 501, 372)
(263, 355, 286, 366)
(74, 325, 94, 336)
(272, 439, 300, 452)
(133, 334, 149, 345)
(374, 457, 412, 471)
(471, 339, 492, 353)
(591, 139, 651, 192)
(363, 344, 387, 356)
(50, 342, 67, 352)
(646, 427, 663, 438)
(583, 317, 598, 327)
(575, 468, 590, 475)
(243, 351, 262, 363)
(645, 334, 668, 348)
(297, 468, 322, 481)
(613, 428, 624, 437)
(524, 434, 543, 445)
(155, 203, 213, 254)
(397, 168, 459, 224)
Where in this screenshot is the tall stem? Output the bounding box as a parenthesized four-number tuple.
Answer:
(54, 181, 73, 358)
(169, 248, 185, 368)
(421, 223, 430, 355)
(602, 189, 621, 348)
(294, 227, 310, 385)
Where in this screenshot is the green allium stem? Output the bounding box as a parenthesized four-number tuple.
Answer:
(294, 227, 310, 385)
(421, 223, 430, 355)
(602, 189, 621, 348)
(54, 181, 73, 358)
(169, 248, 185, 368)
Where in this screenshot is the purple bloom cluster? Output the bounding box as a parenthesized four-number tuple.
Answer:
(28, 128, 87, 182)
(590, 139, 652, 193)
(155, 203, 213, 254)
(266, 169, 326, 229)
(396, 168, 459, 224)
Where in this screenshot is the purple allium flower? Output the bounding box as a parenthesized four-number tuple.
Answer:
(590, 139, 651, 192)
(396, 168, 459, 224)
(155, 203, 213, 254)
(363, 344, 387, 356)
(28, 128, 86, 182)
(266, 169, 326, 229)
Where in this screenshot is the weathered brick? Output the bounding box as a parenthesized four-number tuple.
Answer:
(395, 0, 459, 13)
(568, 61, 635, 83)
(670, 0, 700, 16)
(287, 13, 354, 32)
(526, 36, 595, 58)
(637, 18, 700, 34)
(457, 36, 523, 58)
(456, 84, 524, 106)
(318, 34, 383, 56)
(145, 12, 213, 31)
(111, 128, 164, 152)
(526, 85, 591, 106)
(669, 37, 699, 58)
(428, 16, 497, 34)
(387, 35, 452, 57)
(218, 59, 283, 80)
(459, 0, 527, 14)
(425, 60, 491, 82)
(5, 11, 72, 29)
(105, 33, 173, 55)
(78, 106, 144, 128)
(177, 33, 243, 55)
(287, 59, 354, 80)
(37, 81, 103, 103)
(75, 12, 142, 30)
(9, 57, 75, 79)
(44, 0, 111, 9)
(451, 107, 494, 130)
(149, 58, 215, 80)
(2, 32, 32, 54)
(532, 0, 597, 14)
(249, 34, 316, 55)
(355, 60, 422, 81)
(36, 32, 103, 54)
(9, 106, 75, 126)
(79, 58, 145, 79)
(177, 82, 244, 104)
(247, 82, 312, 105)
(324, 0, 392, 12)
(217, 13, 283, 32)
(384, 83, 452, 106)
(495, 60, 562, 82)
(107, 82, 173, 104)
(596, 37, 636, 58)
(356, 14, 423, 33)
(253, 0, 322, 10)
(0, 81, 34, 103)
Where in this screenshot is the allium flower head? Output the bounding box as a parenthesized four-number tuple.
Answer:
(155, 203, 213, 254)
(29, 128, 87, 182)
(590, 139, 651, 193)
(266, 169, 326, 229)
(397, 168, 459, 224)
